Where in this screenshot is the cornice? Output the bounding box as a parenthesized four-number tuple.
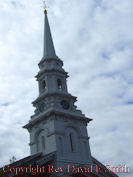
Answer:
(35, 68, 69, 78)
(23, 109, 92, 129)
(38, 57, 63, 66)
(32, 91, 77, 105)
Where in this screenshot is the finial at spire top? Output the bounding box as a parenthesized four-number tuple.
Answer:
(43, 0, 48, 14)
(44, 9, 47, 14)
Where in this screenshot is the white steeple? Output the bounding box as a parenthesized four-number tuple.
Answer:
(43, 10, 57, 59)
(24, 8, 92, 168)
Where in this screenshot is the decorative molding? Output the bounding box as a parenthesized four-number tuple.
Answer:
(65, 123, 81, 136)
(32, 92, 77, 105)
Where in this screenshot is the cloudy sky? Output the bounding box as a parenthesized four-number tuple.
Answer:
(0, 0, 133, 176)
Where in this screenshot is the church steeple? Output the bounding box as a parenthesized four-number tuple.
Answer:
(19, 7, 118, 177)
(24, 9, 92, 167)
(43, 10, 57, 59)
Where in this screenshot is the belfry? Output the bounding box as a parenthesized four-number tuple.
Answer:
(2, 8, 118, 177)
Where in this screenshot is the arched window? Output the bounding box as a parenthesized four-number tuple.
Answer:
(65, 127, 79, 154)
(37, 131, 46, 153)
(57, 79, 62, 90)
(41, 136, 45, 150)
(69, 133, 74, 152)
(42, 80, 46, 90)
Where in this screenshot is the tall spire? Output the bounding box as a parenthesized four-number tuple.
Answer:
(43, 10, 57, 59)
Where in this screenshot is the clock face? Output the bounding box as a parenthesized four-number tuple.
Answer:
(39, 103, 46, 112)
(60, 100, 70, 110)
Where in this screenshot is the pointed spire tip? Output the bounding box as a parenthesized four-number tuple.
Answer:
(43, 7, 56, 59)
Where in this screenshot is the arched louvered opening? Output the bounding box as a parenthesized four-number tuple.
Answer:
(57, 79, 62, 90)
(42, 80, 46, 90)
